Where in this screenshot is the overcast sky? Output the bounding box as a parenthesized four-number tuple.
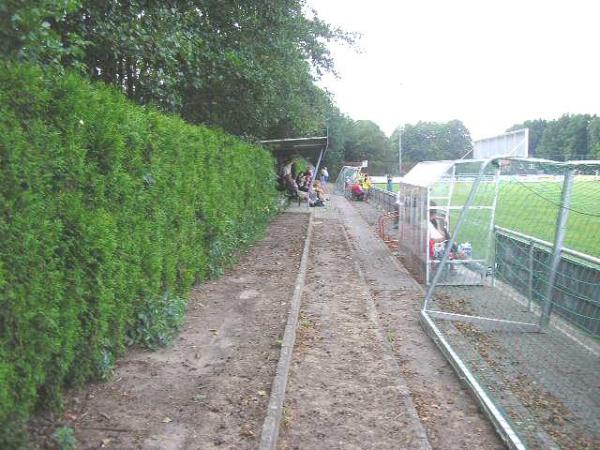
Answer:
(306, 0, 600, 140)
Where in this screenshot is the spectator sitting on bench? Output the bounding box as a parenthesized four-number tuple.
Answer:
(429, 209, 458, 261)
(283, 174, 306, 205)
(308, 183, 325, 207)
(313, 180, 326, 203)
(298, 173, 311, 192)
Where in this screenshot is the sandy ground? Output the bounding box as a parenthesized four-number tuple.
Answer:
(30, 213, 309, 450)
(278, 218, 429, 450)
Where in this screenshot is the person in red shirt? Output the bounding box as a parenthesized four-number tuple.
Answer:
(351, 182, 365, 200)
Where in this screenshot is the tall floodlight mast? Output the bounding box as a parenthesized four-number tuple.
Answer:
(398, 125, 402, 176)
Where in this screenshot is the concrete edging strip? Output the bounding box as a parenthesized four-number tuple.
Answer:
(259, 212, 313, 450)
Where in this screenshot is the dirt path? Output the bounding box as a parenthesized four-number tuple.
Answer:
(31, 213, 310, 450)
(347, 199, 504, 450)
(278, 218, 430, 450)
(30, 197, 507, 450)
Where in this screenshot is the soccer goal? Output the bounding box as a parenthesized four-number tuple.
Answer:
(421, 157, 600, 450)
(334, 165, 361, 197)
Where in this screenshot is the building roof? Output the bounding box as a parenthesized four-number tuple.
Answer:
(260, 136, 328, 158)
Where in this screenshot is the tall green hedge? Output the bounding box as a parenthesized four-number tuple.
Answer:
(0, 64, 278, 445)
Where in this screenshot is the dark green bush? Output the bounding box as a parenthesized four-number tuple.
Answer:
(126, 292, 187, 351)
(0, 63, 278, 445)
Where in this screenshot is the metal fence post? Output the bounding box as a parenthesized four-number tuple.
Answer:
(308, 147, 325, 207)
(527, 241, 534, 312)
(491, 229, 497, 287)
(539, 169, 575, 328)
(486, 169, 501, 284)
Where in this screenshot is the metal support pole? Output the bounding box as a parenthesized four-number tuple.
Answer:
(398, 125, 403, 176)
(539, 169, 575, 328)
(426, 190, 430, 285)
(491, 229, 497, 287)
(308, 130, 329, 205)
(308, 146, 326, 208)
(310, 148, 325, 193)
(486, 169, 501, 284)
(527, 241, 534, 312)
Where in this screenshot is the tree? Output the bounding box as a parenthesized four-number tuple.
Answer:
(344, 120, 394, 175)
(321, 106, 354, 176)
(563, 114, 592, 159)
(390, 120, 472, 172)
(507, 119, 547, 157)
(1, 0, 355, 139)
(589, 117, 600, 159)
(509, 114, 597, 160)
(0, 0, 84, 69)
(445, 120, 473, 159)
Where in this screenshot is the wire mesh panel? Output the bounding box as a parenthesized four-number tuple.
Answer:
(422, 158, 600, 450)
(368, 187, 397, 214)
(334, 166, 361, 197)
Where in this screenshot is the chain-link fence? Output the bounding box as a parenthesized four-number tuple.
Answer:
(368, 186, 397, 213)
(419, 158, 600, 450)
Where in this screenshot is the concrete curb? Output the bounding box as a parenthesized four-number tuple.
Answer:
(259, 212, 313, 450)
(340, 223, 433, 450)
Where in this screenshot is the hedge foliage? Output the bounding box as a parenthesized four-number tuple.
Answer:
(0, 64, 278, 444)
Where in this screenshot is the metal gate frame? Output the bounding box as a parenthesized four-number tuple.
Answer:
(419, 157, 597, 450)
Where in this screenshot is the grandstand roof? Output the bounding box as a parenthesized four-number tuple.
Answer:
(260, 136, 328, 158)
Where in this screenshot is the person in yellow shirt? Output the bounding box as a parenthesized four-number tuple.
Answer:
(360, 174, 372, 199)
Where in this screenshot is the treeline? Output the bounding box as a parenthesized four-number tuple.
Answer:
(1, 0, 352, 139)
(323, 114, 600, 179)
(508, 114, 600, 161)
(391, 120, 472, 172)
(324, 116, 394, 176)
(324, 118, 473, 176)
